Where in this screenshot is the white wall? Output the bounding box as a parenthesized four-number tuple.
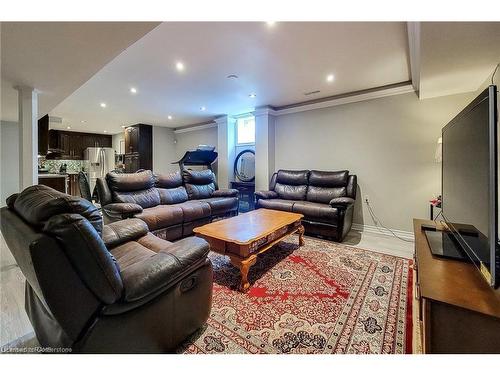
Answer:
(174, 126, 218, 175)
(174, 126, 218, 159)
(274, 91, 475, 232)
(112, 132, 125, 154)
(152, 126, 178, 174)
(1, 121, 20, 205)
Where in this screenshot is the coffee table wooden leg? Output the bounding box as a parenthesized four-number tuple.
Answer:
(298, 224, 305, 246)
(230, 256, 257, 292)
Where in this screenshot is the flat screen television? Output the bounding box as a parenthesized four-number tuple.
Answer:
(441, 85, 499, 288)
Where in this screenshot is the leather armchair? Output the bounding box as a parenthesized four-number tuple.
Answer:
(0, 185, 212, 353)
(255, 170, 357, 242)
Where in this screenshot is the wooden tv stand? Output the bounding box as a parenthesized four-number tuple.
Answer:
(413, 219, 500, 353)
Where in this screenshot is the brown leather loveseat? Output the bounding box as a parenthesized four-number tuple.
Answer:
(0, 185, 213, 353)
(97, 169, 238, 241)
(255, 169, 357, 242)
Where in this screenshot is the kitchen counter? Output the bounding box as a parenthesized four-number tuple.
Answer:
(38, 173, 68, 179)
(38, 174, 68, 194)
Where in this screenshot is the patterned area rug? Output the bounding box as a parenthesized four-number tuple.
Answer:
(179, 236, 413, 354)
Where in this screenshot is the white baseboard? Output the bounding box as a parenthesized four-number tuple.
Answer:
(351, 223, 415, 241)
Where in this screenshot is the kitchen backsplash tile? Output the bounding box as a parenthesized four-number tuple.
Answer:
(41, 159, 85, 173)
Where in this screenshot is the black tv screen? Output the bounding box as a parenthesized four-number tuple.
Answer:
(442, 85, 499, 287)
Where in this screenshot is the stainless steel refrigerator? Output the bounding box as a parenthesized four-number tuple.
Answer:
(84, 147, 115, 194)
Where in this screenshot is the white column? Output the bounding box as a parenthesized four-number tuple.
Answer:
(254, 107, 276, 191)
(16, 86, 38, 189)
(215, 115, 236, 189)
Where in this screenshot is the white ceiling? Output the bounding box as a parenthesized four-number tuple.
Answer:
(1, 22, 159, 124)
(49, 22, 411, 134)
(418, 22, 500, 99)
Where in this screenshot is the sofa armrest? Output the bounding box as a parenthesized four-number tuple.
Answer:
(120, 237, 210, 302)
(102, 203, 143, 220)
(211, 188, 239, 198)
(255, 190, 279, 200)
(329, 197, 355, 209)
(102, 218, 149, 249)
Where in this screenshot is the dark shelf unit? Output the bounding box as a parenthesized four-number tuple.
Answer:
(124, 124, 152, 172)
(38, 115, 49, 156)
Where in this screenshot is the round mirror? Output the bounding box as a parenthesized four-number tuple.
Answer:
(234, 149, 255, 182)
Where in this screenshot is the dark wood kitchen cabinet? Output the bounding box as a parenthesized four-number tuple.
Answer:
(48, 130, 112, 159)
(124, 124, 152, 172)
(38, 115, 49, 156)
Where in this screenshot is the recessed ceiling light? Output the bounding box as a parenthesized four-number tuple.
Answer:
(67, 126, 71, 130)
(266, 21, 276, 27)
(104, 130, 108, 133)
(176, 61, 185, 72)
(200, 106, 206, 111)
(130, 87, 137, 94)
(326, 74, 335, 83)
(167, 115, 173, 120)
(80, 120, 86, 123)
(249, 93, 257, 98)
(100, 102, 107, 108)
(121, 125, 126, 128)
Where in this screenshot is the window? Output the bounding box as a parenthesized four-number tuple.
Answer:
(236, 116, 255, 145)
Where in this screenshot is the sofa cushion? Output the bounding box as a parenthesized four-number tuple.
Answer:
(308, 170, 348, 187)
(185, 183, 216, 200)
(306, 185, 347, 204)
(155, 171, 183, 188)
(113, 187, 161, 209)
(8, 184, 102, 235)
(110, 241, 156, 270)
(258, 198, 295, 212)
(107, 170, 155, 192)
(135, 205, 184, 231)
(172, 201, 211, 222)
(102, 218, 149, 249)
(199, 197, 238, 215)
(274, 183, 308, 200)
(273, 170, 309, 200)
(292, 201, 339, 223)
(153, 161, 186, 209)
(157, 187, 189, 205)
(182, 169, 217, 200)
(276, 170, 309, 185)
(136, 232, 173, 253)
(306, 170, 349, 204)
(182, 169, 216, 185)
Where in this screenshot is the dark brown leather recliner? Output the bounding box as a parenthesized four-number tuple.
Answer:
(97, 169, 238, 241)
(0, 185, 212, 353)
(255, 170, 357, 242)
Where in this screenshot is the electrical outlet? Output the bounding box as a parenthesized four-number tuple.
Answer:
(364, 195, 370, 203)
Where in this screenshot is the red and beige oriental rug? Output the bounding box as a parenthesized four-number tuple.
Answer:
(180, 236, 413, 354)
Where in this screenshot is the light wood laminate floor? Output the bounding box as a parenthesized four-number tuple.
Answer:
(0, 229, 418, 351)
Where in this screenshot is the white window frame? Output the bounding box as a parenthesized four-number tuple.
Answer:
(235, 115, 256, 146)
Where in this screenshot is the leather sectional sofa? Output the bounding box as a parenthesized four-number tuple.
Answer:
(0, 185, 212, 353)
(255, 169, 357, 242)
(97, 169, 239, 241)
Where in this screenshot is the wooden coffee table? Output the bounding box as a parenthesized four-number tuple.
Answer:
(193, 208, 304, 292)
